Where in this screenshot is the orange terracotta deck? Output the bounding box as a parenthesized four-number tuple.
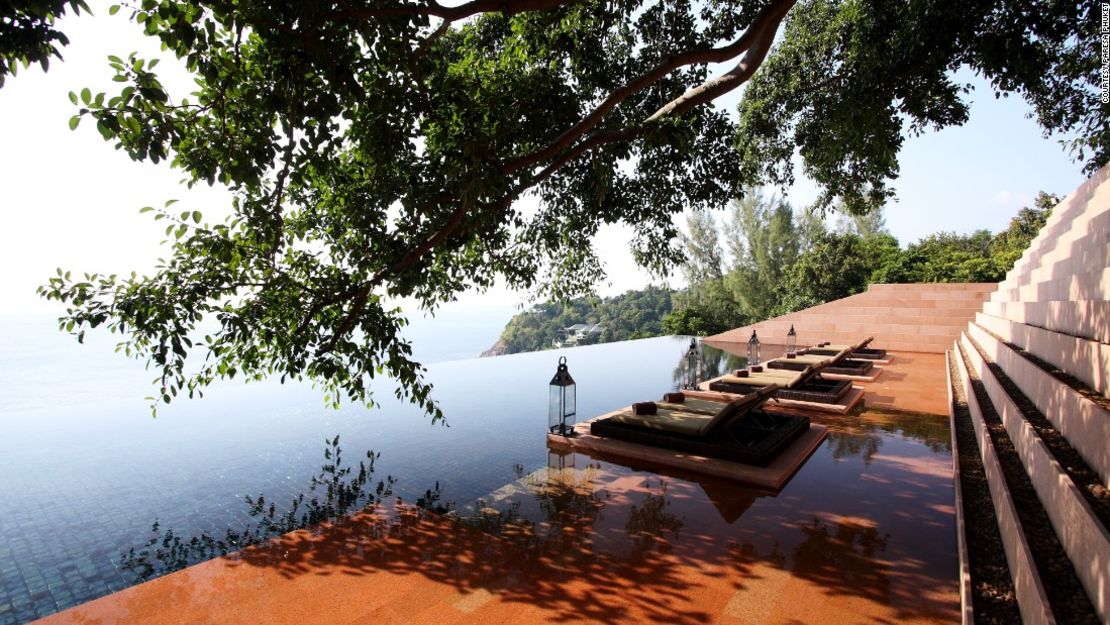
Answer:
(35, 353, 958, 625)
(859, 352, 949, 416)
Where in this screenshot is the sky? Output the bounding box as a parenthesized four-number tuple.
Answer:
(0, 10, 1091, 316)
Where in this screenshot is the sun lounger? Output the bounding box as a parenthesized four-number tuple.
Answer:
(804, 336, 886, 360)
(590, 387, 810, 465)
(709, 359, 853, 404)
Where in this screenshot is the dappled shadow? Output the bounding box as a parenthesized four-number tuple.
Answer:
(81, 409, 958, 625)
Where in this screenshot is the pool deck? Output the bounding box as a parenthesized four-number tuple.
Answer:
(34, 350, 957, 625)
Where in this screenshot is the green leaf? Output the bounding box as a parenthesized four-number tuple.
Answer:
(108, 4, 120, 15)
(68, 115, 80, 130)
(80, 88, 91, 105)
(68, 91, 78, 105)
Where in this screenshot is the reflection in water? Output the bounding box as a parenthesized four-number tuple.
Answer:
(105, 408, 956, 625)
(626, 487, 685, 554)
(699, 342, 749, 378)
(828, 430, 884, 465)
(791, 516, 892, 604)
(670, 341, 748, 389)
(119, 436, 393, 581)
(824, 410, 952, 465)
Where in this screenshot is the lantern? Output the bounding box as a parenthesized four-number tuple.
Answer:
(548, 449, 576, 471)
(549, 356, 576, 436)
(747, 330, 761, 366)
(683, 337, 703, 390)
(786, 324, 797, 356)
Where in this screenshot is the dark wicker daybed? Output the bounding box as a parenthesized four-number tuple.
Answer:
(768, 358, 873, 376)
(805, 336, 887, 360)
(709, 361, 853, 404)
(589, 387, 810, 466)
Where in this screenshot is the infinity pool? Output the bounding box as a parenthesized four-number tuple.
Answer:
(0, 319, 957, 624)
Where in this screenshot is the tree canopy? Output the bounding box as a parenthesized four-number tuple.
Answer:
(11, 0, 1102, 417)
(665, 192, 1056, 334)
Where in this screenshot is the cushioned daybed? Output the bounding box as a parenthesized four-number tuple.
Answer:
(709, 359, 853, 404)
(805, 336, 887, 360)
(589, 387, 810, 466)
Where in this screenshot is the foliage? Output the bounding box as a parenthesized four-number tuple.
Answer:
(725, 191, 801, 320)
(781, 231, 872, 306)
(989, 191, 1057, 273)
(670, 192, 1058, 325)
(495, 286, 674, 355)
(737, 0, 1108, 214)
(874, 230, 995, 283)
(0, 0, 88, 88)
(13, 0, 1100, 416)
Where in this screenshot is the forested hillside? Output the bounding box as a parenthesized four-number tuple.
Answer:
(485, 287, 674, 356)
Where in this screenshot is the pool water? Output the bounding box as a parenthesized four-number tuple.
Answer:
(0, 319, 957, 624)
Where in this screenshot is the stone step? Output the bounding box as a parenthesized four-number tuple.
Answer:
(961, 333, 1110, 621)
(975, 313, 1109, 398)
(993, 266, 1110, 304)
(951, 338, 1057, 625)
(1007, 167, 1110, 278)
(1002, 213, 1110, 289)
(999, 239, 1110, 294)
(981, 300, 1110, 345)
(966, 323, 1110, 485)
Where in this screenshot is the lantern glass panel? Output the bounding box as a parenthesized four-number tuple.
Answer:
(786, 325, 797, 355)
(548, 384, 563, 433)
(747, 331, 761, 366)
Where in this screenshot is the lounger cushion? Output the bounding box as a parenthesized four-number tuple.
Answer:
(611, 408, 713, 437)
(718, 373, 799, 387)
(614, 387, 776, 437)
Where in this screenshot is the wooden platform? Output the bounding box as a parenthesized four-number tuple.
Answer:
(547, 415, 828, 490)
(683, 387, 865, 415)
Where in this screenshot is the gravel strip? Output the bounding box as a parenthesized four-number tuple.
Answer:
(947, 352, 1022, 625)
(976, 324, 1110, 416)
(957, 343, 1100, 624)
(967, 328, 1110, 531)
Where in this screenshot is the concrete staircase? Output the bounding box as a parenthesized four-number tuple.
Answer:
(947, 165, 1110, 624)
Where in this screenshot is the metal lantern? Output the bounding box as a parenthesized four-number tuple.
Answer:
(683, 337, 703, 390)
(786, 324, 797, 356)
(747, 330, 761, 366)
(548, 356, 577, 436)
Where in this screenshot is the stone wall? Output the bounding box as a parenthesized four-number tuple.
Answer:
(705, 283, 996, 353)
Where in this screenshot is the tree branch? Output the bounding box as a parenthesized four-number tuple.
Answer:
(503, 0, 795, 175)
(646, 0, 794, 123)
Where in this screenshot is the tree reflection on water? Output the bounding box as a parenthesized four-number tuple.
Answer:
(825, 409, 952, 465)
(119, 435, 394, 582)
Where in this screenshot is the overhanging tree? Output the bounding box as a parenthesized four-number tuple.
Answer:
(11, 0, 1103, 417)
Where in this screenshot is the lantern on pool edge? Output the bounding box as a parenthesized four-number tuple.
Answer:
(549, 356, 576, 436)
(683, 337, 703, 390)
(747, 330, 761, 366)
(786, 324, 797, 356)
